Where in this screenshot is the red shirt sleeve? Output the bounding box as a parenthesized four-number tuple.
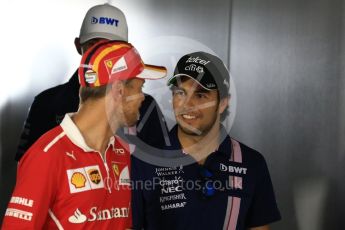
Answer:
(2, 145, 59, 229)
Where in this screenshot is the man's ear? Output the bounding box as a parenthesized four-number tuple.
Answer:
(110, 80, 124, 100)
(74, 37, 82, 55)
(219, 95, 230, 114)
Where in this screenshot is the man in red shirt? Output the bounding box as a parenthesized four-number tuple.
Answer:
(2, 40, 166, 229)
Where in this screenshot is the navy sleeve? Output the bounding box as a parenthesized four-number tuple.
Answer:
(15, 74, 80, 162)
(246, 155, 281, 227)
(15, 97, 56, 161)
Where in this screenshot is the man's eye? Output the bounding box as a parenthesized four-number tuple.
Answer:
(173, 90, 185, 96)
(196, 93, 207, 99)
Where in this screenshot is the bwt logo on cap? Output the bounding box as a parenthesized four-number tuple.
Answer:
(91, 16, 119, 27)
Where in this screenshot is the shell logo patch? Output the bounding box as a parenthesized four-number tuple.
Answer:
(71, 172, 87, 189)
(67, 165, 104, 194)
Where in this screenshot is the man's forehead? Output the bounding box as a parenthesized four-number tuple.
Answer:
(175, 77, 208, 91)
(133, 78, 145, 84)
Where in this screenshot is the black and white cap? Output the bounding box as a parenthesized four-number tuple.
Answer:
(168, 52, 230, 97)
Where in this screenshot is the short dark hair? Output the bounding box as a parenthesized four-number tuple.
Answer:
(79, 79, 135, 104)
(218, 91, 230, 122)
(79, 85, 108, 103)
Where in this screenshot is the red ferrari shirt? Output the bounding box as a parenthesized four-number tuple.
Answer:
(2, 114, 132, 229)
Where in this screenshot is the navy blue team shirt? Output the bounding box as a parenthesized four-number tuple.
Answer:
(131, 125, 281, 230)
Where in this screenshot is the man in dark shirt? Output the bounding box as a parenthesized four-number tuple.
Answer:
(132, 52, 281, 230)
(15, 3, 168, 161)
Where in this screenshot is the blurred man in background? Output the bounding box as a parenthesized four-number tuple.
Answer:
(15, 3, 168, 162)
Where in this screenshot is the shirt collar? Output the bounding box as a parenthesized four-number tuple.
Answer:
(60, 113, 115, 152)
(216, 125, 232, 157)
(168, 124, 232, 158)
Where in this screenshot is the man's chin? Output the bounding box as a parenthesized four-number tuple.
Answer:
(124, 121, 137, 128)
(123, 114, 140, 128)
(178, 123, 203, 136)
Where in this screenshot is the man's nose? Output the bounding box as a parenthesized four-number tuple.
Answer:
(182, 96, 196, 110)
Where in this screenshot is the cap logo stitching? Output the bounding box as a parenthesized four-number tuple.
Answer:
(111, 56, 128, 74)
(85, 70, 97, 84)
(185, 64, 204, 73)
(80, 64, 92, 68)
(223, 79, 230, 88)
(91, 16, 119, 27)
(196, 66, 204, 73)
(186, 56, 210, 65)
(206, 83, 216, 88)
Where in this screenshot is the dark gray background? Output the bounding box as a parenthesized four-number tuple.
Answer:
(1, 0, 344, 229)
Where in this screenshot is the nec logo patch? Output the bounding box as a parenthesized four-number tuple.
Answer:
(91, 16, 119, 27)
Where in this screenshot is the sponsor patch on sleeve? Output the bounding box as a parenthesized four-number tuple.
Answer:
(5, 208, 33, 221)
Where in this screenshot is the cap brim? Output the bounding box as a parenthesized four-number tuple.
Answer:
(80, 32, 128, 44)
(167, 74, 212, 91)
(136, 64, 167, 80)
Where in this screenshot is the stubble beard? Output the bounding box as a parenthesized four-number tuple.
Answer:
(177, 109, 218, 137)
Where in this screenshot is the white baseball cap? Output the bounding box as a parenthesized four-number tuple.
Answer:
(79, 3, 128, 44)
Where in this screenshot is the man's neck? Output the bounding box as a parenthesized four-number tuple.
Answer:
(177, 124, 220, 165)
(72, 100, 119, 158)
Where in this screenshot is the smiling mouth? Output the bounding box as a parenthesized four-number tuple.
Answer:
(181, 114, 196, 120)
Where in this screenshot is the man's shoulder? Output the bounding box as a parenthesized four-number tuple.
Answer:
(140, 93, 161, 113)
(33, 71, 79, 103)
(233, 139, 267, 166)
(34, 81, 76, 103)
(20, 126, 66, 161)
(143, 93, 155, 101)
(29, 75, 80, 115)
